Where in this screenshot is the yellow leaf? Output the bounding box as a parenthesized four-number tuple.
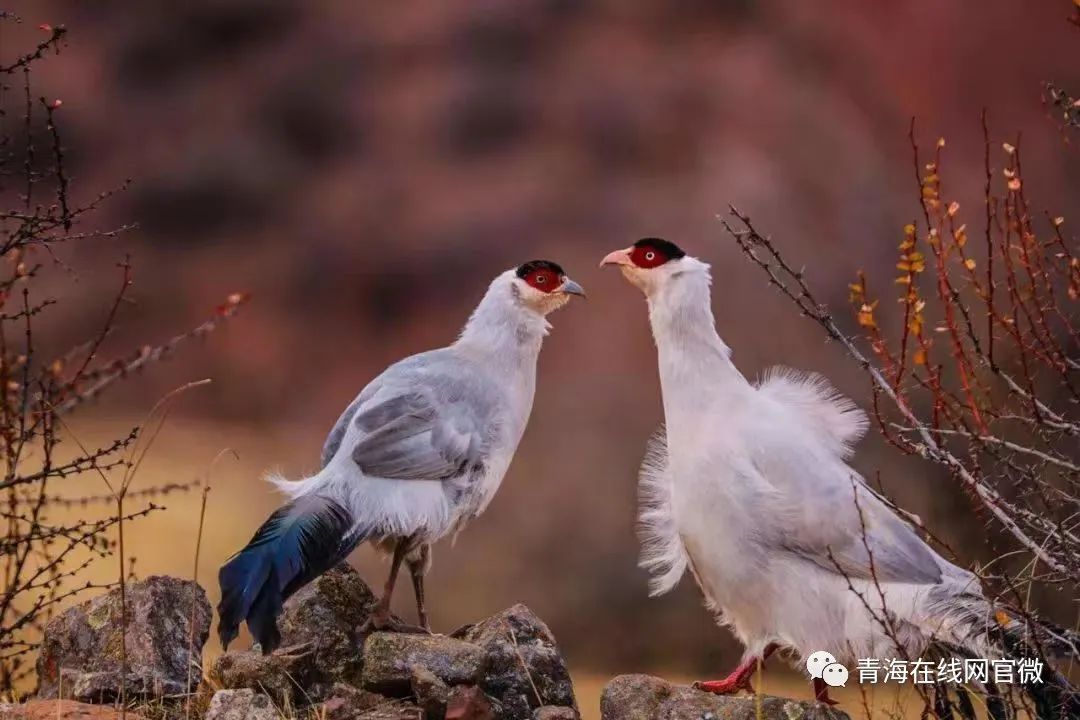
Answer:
(1002, 142, 1015, 154)
(903, 223, 916, 236)
(955, 225, 968, 248)
(895, 276, 912, 285)
(1053, 216, 1065, 227)
(914, 349, 927, 365)
(1008, 178, 1021, 191)
(947, 201, 960, 216)
(936, 137, 946, 148)
(964, 258, 977, 270)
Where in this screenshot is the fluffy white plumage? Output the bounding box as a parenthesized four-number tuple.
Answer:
(617, 246, 997, 669)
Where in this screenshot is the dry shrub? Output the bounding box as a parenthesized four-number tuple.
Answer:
(0, 14, 245, 696)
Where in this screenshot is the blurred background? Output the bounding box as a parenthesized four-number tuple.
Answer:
(2, 0, 1079, 709)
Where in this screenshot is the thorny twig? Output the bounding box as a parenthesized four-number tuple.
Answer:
(0, 18, 245, 693)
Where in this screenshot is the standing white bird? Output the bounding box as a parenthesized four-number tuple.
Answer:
(218, 260, 584, 653)
(601, 238, 1077, 709)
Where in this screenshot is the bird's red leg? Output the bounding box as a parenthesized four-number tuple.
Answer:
(361, 539, 407, 631)
(358, 539, 429, 634)
(694, 643, 779, 696)
(812, 677, 839, 706)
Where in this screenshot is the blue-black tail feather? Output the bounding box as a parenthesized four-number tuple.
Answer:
(217, 494, 363, 654)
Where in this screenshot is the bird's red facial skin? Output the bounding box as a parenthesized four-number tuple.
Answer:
(523, 268, 562, 293)
(630, 244, 670, 269)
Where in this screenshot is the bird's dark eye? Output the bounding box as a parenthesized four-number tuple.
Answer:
(536, 275, 546, 283)
(645, 251, 656, 261)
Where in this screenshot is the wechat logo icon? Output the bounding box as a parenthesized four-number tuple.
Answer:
(807, 650, 849, 688)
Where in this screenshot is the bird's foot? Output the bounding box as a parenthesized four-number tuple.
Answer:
(274, 641, 314, 659)
(812, 678, 839, 706)
(693, 664, 756, 696)
(357, 607, 432, 637)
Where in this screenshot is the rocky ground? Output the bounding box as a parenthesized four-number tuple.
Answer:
(1, 565, 848, 720)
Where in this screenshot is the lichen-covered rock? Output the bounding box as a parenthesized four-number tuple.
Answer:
(35, 576, 211, 702)
(533, 706, 580, 720)
(445, 685, 498, 720)
(317, 689, 423, 720)
(362, 633, 484, 696)
(411, 665, 451, 719)
(600, 674, 851, 720)
(0, 700, 147, 720)
(317, 683, 389, 720)
(212, 564, 390, 704)
(461, 604, 576, 720)
(210, 646, 314, 705)
(204, 689, 277, 720)
(275, 563, 380, 687)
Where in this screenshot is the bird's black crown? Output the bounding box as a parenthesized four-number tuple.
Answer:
(634, 237, 686, 259)
(516, 259, 565, 278)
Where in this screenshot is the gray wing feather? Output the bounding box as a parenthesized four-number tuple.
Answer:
(348, 356, 497, 482)
(780, 493, 944, 585)
(774, 469, 943, 584)
(749, 441, 942, 585)
(747, 373, 943, 585)
(321, 395, 365, 468)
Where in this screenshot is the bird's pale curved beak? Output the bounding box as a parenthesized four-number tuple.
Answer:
(600, 247, 633, 268)
(557, 278, 586, 298)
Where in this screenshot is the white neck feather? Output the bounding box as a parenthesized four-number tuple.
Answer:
(453, 270, 548, 374)
(646, 259, 750, 423)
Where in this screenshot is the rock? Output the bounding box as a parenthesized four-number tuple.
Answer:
(275, 563, 380, 687)
(0, 700, 147, 720)
(210, 646, 313, 705)
(411, 665, 451, 719)
(600, 674, 851, 720)
(211, 564, 387, 704)
(534, 706, 580, 720)
(35, 576, 211, 702)
(204, 689, 277, 720)
(317, 683, 388, 720)
(362, 633, 484, 696)
(461, 604, 576, 720)
(445, 685, 498, 720)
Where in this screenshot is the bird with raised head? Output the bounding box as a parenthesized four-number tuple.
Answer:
(601, 238, 1078, 713)
(218, 260, 585, 653)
